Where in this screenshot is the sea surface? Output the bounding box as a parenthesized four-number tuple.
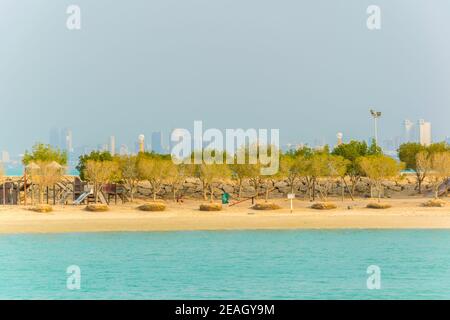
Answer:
(0, 230, 449, 299)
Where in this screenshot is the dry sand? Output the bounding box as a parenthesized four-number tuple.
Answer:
(0, 198, 449, 234)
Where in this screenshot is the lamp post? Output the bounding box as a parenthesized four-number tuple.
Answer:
(370, 109, 382, 146)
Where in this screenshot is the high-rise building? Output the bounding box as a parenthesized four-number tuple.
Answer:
(151, 131, 164, 154)
(49, 127, 60, 148)
(65, 129, 73, 152)
(58, 128, 73, 152)
(109, 136, 116, 155)
(1, 151, 10, 163)
(336, 132, 343, 146)
(418, 119, 432, 146)
(403, 119, 414, 143)
(138, 134, 145, 153)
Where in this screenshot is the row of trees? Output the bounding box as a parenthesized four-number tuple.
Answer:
(76, 140, 402, 203)
(19, 140, 450, 204)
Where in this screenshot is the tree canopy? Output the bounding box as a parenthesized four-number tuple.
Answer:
(23, 143, 68, 166)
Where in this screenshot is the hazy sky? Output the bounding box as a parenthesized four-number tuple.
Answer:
(1, 0, 450, 154)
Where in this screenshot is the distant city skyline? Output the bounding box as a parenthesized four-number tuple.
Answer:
(1, 1, 450, 155)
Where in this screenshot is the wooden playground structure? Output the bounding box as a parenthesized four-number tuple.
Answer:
(0, 175, 129, 206)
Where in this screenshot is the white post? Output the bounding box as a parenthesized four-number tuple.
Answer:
(288, 193, 295, 213)
(374, 117, 378, 145)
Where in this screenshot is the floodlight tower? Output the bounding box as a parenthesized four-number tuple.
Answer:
(370, 109, 382, 146)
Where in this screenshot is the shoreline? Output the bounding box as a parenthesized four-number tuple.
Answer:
(0, 198, 449, 234)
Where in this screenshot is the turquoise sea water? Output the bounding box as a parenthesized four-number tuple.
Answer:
(0, 230, 449, 299)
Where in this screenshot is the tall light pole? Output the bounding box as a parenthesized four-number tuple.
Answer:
(370, 109, 382, 146)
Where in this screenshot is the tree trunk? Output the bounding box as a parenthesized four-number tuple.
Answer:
(350, 176, 357, 198)
(252, 180, 259, 199)
(265, 187, 269, 202)
(94, 185, 99, 204)
(210, 185, 214, 203)
(238, 181, 242, 199)
(39, 187, 43, 204)
(343, 179, 354, 201)
(417, 174, 422, 194)
(312, 179, 316, 201)
(378, 184, 382, 203)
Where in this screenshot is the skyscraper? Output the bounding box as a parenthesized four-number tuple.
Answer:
(138, 134, 145, 153)
(336, 132, 343, 146)
(418, 119, 431, 146)
(403, 119, 414, 143)
(59, 128, 73, 152)
(49, 127, 60, 148)
(65, 129, 73, 153)
(151, 131, 164, 154)
(1, 151, 10, 163)
(109, 136, 116, 155)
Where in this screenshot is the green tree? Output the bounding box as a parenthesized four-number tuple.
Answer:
(116, 155, 140, 202)
(23, 143, 67, 166)
(84, 160, 119, 203)
(228, 162, 252, 199)
(77, 151, 113, 180)
(306, 153, 348, 201)
(332, 140, 370, 198)
(166, 162, 192, 201)
(198, 163, 231, 202)
(368, 138, 382, 155)
(280, 155, 301, 194)
(228, 147, 259, 199)
(429, 152, 450, 199)
(427, 142, 450, 154)
(26, 161, 65, 204)
(398, 142, 450, 193)
(398, 142, 427, 193)
(138, 158, 173, 201)
(358, 155, 404, 202)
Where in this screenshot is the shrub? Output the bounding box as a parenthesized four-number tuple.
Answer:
(138, 202, 166, 212)
(252, 203, 281, 210)
(366, 202, 392, 209)
(85, 204, 109, 212)
(30, 205, 53, 213)
(422, 199, 447, 207)
(311, 202, 337, 210)
(200, 203, 223, 211)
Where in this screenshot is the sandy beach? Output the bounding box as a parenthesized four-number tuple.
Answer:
(0, 198, 449, 234)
